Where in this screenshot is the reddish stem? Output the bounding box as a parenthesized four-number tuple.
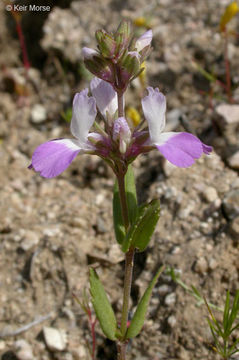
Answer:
(14, 15, 30, 70)
(87, 309, 97, 360)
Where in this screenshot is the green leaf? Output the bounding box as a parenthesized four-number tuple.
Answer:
(113, 165, 138, 245)
(126, 266, 164, 339)
(121, 199, 160, 253)
(89, 268, 117, 340)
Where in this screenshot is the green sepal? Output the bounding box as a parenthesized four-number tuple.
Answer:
(89, 268, 117, 340)
(121, 199, 160, 253)
(95, 30, 116, 58)
(126, 266, 164, 339)
(113, 165, 138, 245)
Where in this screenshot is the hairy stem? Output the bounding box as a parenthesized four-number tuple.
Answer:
(117, 91, 124, 118)
(116, 91, 135, 360)
(116, 173, 135, 360)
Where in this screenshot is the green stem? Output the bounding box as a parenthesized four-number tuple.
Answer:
(116, 90, 135, 358)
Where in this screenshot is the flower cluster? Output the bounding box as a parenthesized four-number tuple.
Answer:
(82, 21, 152, 92)
(29, 21, 212, 178)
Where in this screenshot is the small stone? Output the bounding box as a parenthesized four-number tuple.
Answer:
(216, 104, 239, 126)
(228, 151, 239, 170)
(230, 217, 239, 238)
(167, 315, 177, 328)
(31, 104, 47, 124)
(158, 284, 172, 296)
(202, 187, 218, 203)
(20, 230, 39, 251)
(43, 327, 67, 352)
(222, 190, 239, 220)
(194, 257, 208, 274)
(163, 160, 177, 177)
(209, 258, 218, 270)
(165, 292, 176, 306)
(0, 340, 6, 350)
(14, 339, 35, 360)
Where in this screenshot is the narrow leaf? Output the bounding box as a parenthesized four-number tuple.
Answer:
(113, 165, 137, 245)
(121, 199, 160, 252)
(126, 266, 164, 339)
(89, 268, 117, 340)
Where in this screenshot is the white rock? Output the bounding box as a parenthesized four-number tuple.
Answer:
(20, 230, 39, 251)
(43, 326, 67, 352)
(228, 151, 239, 170)
(31, 104, 47, 124)
(167, 315, 177, 328)
(216, 104, 239, 125)
(165, 293, 176, 306)
(14, 339, 35, 360)
(194, 257, 208, 274)
(202, 187, 219, 203)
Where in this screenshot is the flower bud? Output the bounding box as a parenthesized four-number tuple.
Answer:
(95, 30, 116, 58)
(84, 56, 114, 83)
(115, 20, 132, 53)
(119, 51, 141, 85)
(113, 117, 131, 154)
(220, 1, 239, 31)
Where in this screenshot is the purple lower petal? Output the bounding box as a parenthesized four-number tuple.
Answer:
(156, 132, 212, 168)
(202, 143, 213, 155)
(31, 139, 82, 178)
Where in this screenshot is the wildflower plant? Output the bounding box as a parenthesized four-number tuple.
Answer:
(29, 21, 212, 359)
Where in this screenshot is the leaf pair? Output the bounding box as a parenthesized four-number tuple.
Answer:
(113, 165, 160, 253)
(89, 266, 164, 341)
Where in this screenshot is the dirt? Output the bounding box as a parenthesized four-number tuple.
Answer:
(0, 0, 239, 359)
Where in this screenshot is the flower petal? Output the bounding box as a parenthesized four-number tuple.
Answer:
(135, 30, 153, 52)
(71, 89, 97, 143)
(30, 139, 82, 178)
(141, 87, 166, 143)
(90, 77, 117, 119)
(82, 47, 99, 59)
(155, 132, 212, 167)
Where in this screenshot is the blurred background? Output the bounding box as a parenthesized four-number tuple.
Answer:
(0, 0, 239, 359)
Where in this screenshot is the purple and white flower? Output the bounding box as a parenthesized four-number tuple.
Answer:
(135, 30, 153, 53)
(29, 79, 212, 179)
(141, 87, 212, 167)
(29, 79, 116, 178)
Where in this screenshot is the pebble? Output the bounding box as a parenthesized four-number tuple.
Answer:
(230, 216, 239, 238)
(222, 190, 239, 220)
(165, 292, 176, 306)
(158, 284, 172, 296)
(167, 315, 177, 328)
(43, 327, 67, 352)
(216, 104, 239, 126)
(228, 151, 239, 170)
(0, 340, 6, 350)
(194, 257, 208, 274)
(20, 230, 39, 251)
(31, 104, 47, 124)
(202, 186, 219, 203)
(208, 258, 218, 270)
(14, 339, 35, 360)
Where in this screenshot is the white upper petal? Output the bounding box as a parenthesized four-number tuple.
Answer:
(70, 89, 97, 144)
(82, 47, 98, 60)
(135, 30, 153, 52)
(141, 87, 166, 144)
(90, 77, 117, 119)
